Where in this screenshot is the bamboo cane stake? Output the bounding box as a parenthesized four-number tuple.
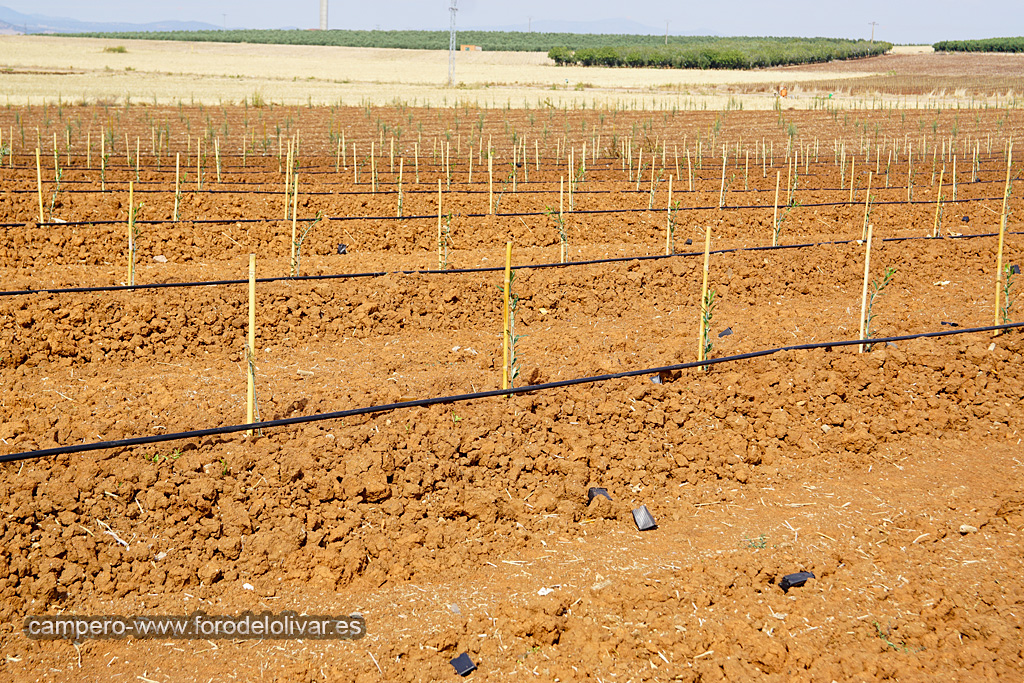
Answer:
(952, 155, 957, 201)
(858, 224, 874, 353)
(994, 144, 1013, 331)
(196, 136, 202, 191)
(718, 147, 727, 208)
(907, 143, 913, 201)
(523, 137, 528, 183)
(848, 157, 855, 204)
(284, 145, 291, 219)
(35, 148, 44, 223)
(635, 148, 642, 191)
(502, 241, 512, 391)
(437, 179, 443, 270)
(291, 174, 298, 274)
(488, 152, 494, 215)
(932, 167, 945, 238)
(174, 153, 180, 221)
(772, 170, 780, 247)
(215, 137, 221, 183)
(128, 181, 135, 286)
(573, 150, 581, 211)
(697, 225, 712, 363)
(645, 160, 653, 211)
(246, 253, 256, 436)
(786, 152, 792, 205)
(397, 158, 403, 218)
(861, 172, 873, 241)
(560, 177, 565, 263)
(665, 175, 673, 256)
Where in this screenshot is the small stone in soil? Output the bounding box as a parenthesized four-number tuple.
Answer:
(959, 524, 978, 534)
(449, 652, 476, 676)
(779, 571, 815, 592)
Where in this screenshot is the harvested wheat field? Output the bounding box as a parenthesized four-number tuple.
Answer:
(0, 86, 1023, 682)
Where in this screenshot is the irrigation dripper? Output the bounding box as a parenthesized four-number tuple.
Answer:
(1012, 265, 1021, 275)
(450, 652, 477, 676)
(684, 238, 693, 245)
(650, 370, 674, 384)
(718, 327, 733, 338)
(336, 243, 348, 255)
(961, 215, 970, 223)
(632, 505, 657, 531)
(779, 571, 815, 592)
(587, 487, 612, 504)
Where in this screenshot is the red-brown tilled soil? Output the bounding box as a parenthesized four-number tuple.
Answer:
(1, 104, 1022, 682)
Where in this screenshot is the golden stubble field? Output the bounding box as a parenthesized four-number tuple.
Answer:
(0, 34, 920, 109)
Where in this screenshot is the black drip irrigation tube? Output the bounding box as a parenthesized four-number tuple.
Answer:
(1, 229, 1021, 299)
(4, 173, 1011, 198)
(0, 193, 1010, 230)
(1, 321, 1020, 465)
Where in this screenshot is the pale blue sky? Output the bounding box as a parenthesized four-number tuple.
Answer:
(7, 1, 1022, 43)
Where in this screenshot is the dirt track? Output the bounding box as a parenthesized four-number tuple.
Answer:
(1, 104, 1023, 681)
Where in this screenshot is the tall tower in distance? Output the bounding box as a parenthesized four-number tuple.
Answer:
(320, 0, 328, 30)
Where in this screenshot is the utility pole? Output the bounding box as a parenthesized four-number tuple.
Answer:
(665, 20, 669, 45)
(448, 0, 458, 86)
(868, 21, 879, 43)
(528, 16, 532, 32)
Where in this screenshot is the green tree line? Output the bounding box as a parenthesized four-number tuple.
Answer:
(549, 38, 891, 69)
(52, 29, 890, 61)
(933, 37, 1024, 53)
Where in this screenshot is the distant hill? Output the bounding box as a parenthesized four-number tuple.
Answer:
(0, 5, 225, 34)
